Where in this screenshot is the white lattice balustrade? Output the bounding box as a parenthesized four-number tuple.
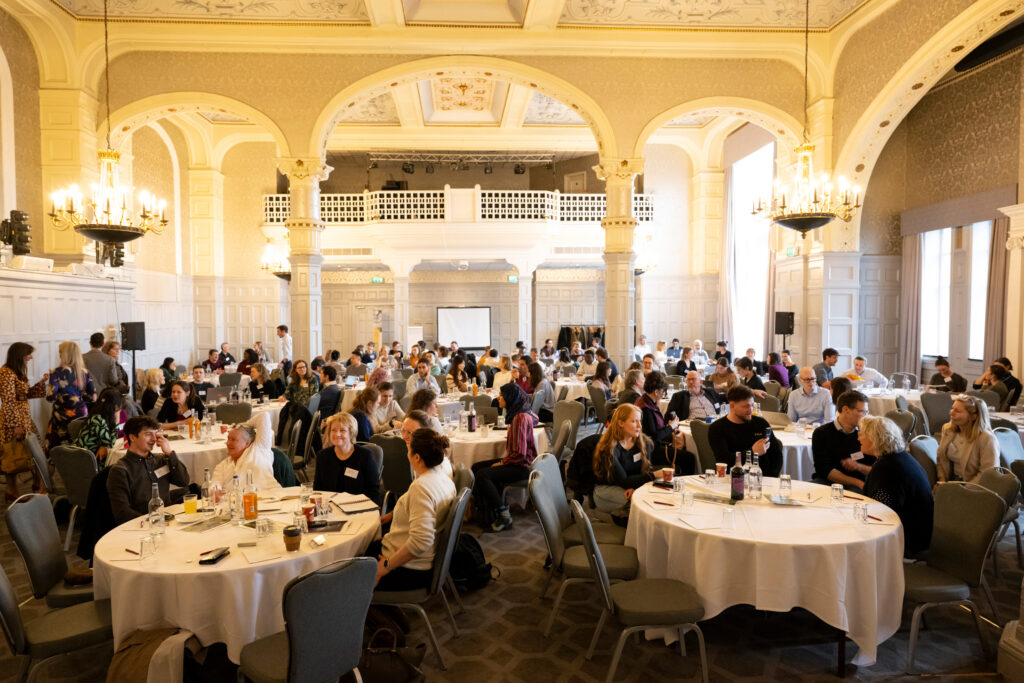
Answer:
(479, 190, 558, 220)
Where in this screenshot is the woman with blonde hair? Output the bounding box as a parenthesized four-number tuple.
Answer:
(592, 403, 655, 515)
(653, 340, 669, 372)
(349, 386, 379, 442)
(492, 355, 514, 391)
(936, 396, 999, 485)
(141, 368, 164, 414)
(45, 341, 96, 449)
(313, 412, 380, 501)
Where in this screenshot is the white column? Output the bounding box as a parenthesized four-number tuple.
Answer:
(999, 204, 1024, 372)
(595, 158, 644, 369)
(517, 271, 534, 348)
(278, 157, 332, 362)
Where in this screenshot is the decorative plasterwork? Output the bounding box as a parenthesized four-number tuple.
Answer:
(277, 157, 332, 181)
(663, 113, 715, 128)
(431, 78, 494, 112)
(321, 270, 393, 284)
(410, 270, 516, 283)
(593, 157, 645, 182)
(523, 92, 587, 126)
(558, 0, 865, 29)
(336, 93, 400, 124)
(198, 110, 251, 124)
(52, 0, 370, 23)
(535, 268, 605, 282)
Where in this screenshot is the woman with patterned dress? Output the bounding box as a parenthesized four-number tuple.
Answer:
(280, 359, 320, 407)
(46, 341, 96, 450)
(74, 388, 124, 466)
(1, 343, 49, 500)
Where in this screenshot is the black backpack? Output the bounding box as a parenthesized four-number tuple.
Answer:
(448, 533, 498, 592)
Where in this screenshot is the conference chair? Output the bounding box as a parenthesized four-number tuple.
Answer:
(219, 372, 242, 387)
(48, 445, 97, 551)
(530, 470, 638, 637)
(571, 500, 708, 683)
(6, 494, 93, 608)
(891, 372, 919, 389)
(908, 435, 939, 489)
(908, 404, 930, 438)
(452, 465, 474, 495)
(306, 392, 321, 419)
(903, 482, 1005, 673)
(66, 418, 87, 441)
(459, 394, 492, 412)
(357, 442, 384, 490)
(978, 467, 1021, 580)
(688, 419, 717, 473)
(991, 417, 1017, 431)
(238, 558, 377, 683)
(391, 380, 406, 402)
(371, 488, 472, 670)
(287, 421, 307, 482)
(967, 390, 1001, 411)
(588, 385, 610, 433)
(24, 435, 54, 493)
(399, 393, 413, 413)
(0, 564, 113, 683)
(665, 375, 683, 390)
(763, 380, 781, 398)
(753, 394, 780, 412)
(762, 411, 791, 428)
(371, 434, 413, 514)
(885, 409, 916, 442)
(301, 412, 322, 471)
(548, 419, 574, 466)
(215, 402, 253, 424)
(270, 447, 298, 488)
(920, 391, 953, 436)
(552, 400, 584, 453)
(894, 395, 909, 413)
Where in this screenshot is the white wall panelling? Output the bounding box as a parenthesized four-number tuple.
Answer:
(534, 270, 605, 348)
(858, 255, 900, 378)
(773, 256, 809, 365)
(410, 276, 518, 350)
(322, 282, 395, 358)
(640, 272, 717, 348)
(193, 276, 288, 366)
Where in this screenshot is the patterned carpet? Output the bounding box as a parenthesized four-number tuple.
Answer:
(2, 459, 1019, 682)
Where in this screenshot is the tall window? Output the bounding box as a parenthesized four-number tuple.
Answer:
(729, 142, 774, 353)
(968, 220, 991, 360)
(920, 228, 951, 357)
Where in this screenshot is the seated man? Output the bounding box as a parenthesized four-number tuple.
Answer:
(595, 347, 619, 382)
(212, 411, 279, 490)
(811, 390, 874, 489)
(372, 381, 406, 433)
(665, 371, 725, 421)
(781, 349, 799, 387)
(632, 334, 652, 363)
(666, 338, 682, 360)
(707, 385, 783, 477)
(734, 357, 767, 398)
(840, 355, 888, 388)
(218, 342, 236, 366)
(201, 348, 224, 374)
(788, 366, 836, 424)
(327, 350, 344, 374)
(190, 365, 214, 401)
(812, 347, 839, 389)
(317, 364, 342, 417)
(406, 359, 440, 394)
(346, 351, 366, 375)
(107, 416, 190, 524)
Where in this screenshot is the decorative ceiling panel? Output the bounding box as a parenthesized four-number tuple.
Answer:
(336, 93, 400, 124)
(403, 0, 524, 25)
(523, 92, 587, 126)
(431, 77, 494, 112)
(558, 0, 867, 29)
(198, 110, 251, 123)
(51, 0, 369, 23)
(663, 113, 716, 127)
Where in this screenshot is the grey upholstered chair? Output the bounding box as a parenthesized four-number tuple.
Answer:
(762, 411, 792, 428)
(530, 470, 638, 637)
(763, 380, 781, 397)
(967, 389, 1001, 411)
(548, 419, 574, 465)
(903, 482, 1005, 673)
(995, 427, 1024, 468)
(920, 391, 953, 436)
(452, 465, 474, 494)
(370, 434, 414, 514)
(476, 406, 498, 425)
(552, 399, 585, 452)
(238, 557, 377, 683)
(885, 409, 916, 442)
(908, 404, 930, 438)
(753, 394, 781, 412)
(24, 435, 53, 493)
(215, 401, 253, 424)
(688, 419, 717, 473)
(356, 442, 384, 486)
(218, 372, 242, 387)
(908, 435, 939, 489)
(978, 466, 1022, 578)
(48, 445, 98, 551)
(588, 384, 609, 432)
(894, 394, 909, 412)
(571, 500, 709, 683)
(6, 494, 93, 609)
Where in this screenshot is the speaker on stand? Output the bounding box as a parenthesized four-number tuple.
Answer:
(775, 312, 795, 353)
(120, 322, 146, 400)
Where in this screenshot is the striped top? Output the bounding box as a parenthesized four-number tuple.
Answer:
(502, 411, 539, 467)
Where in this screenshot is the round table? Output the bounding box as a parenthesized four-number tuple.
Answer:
(93, 487, 379, 663)
(626, 479, 903, 666)
(447, 426, 549, 469)
(676, 423, 816, 481)
(865, 389, 923, 416)
(555, 379, 590, 402)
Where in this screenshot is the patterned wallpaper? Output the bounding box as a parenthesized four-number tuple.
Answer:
(859, 124, 905, 255)
(130, 126, 177, 274)
(223, 142, 278, 278)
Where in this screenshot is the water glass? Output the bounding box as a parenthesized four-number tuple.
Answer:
(139, 535, 157, 560)
(177, 424, 188, 438)
(255, 518, 272, 538)
(672, 478, 683, 494)
(779, 474, 792, 498)
(703, 469, 715, 486)
(496, 414, 505, 429)
(720, 507, 735, 531)
(683, 490, 695, 512)
(830, 484, 844, 506)
(853, 502, 868, 524)
(291, 512, 308, 534)
(300, 481, 313, 506)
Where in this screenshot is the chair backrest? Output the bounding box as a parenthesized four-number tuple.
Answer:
(885, 409, 916, 442)
(908, 404, 930, 438)
(452, 465, 474, 493)
(0, 564, 27, 656)
(206, 386, 231, 404)
(67, 417, 88, 441)
(763, 380, 781, 397)
(49, 445, 98, 509)
(549, 420, 573, 462)
(24, 434, 53, 492)
(753, 394, 780, 412)
(283, 557, 377, 682)
(908, 435, 939, 488)
(555, 384, 569, 403)
(1011, 460, 1024, 499)
(399, 393, 413, 413)
(894, 394, 909, 412)
(477, 406, 498, 425)
(559, 365, 576, 378)
(6, 494, 67, 600)
(306, 392, 321, 418)
(371, 434, 414, 501)
(990, 417, 1016, 431)
(588, 384, 608, 423)
(531, 453, 570, 529)
(994, 426, 1024, 468)
(665, 375, 683, 390)
(552, 400, 584, 452)
(391, 380, 406, 402)
(762, 411, 791, 427)
(920, 392, 953, 435)
(271, 447, 298, 487)
(219, 372, 242, 387)
(569, 500, 614, 613)
(929, 482, 1006, 587)
(529, 469, 567, 567)
(777, 386, 791, 412)
(346, 364, 365, 377)
(469, 395, 492, 412)
(400, 368, 414, 379)
(688, 419, 717, 472)
(429, 488, 472, 594)
(966, 390, 1000, 411)
(358, 442, 384, 477)
(978, 466, 1020, 510)
(215, 402, 253, 424)
(288, 419, 304, 459)
(302, 413, 322, 464)
(892, 372, 919, 389)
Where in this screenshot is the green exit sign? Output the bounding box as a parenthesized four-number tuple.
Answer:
(508, 275, 519, 283)
(370, 276, 383, 284)
(785, 246, 797, 257)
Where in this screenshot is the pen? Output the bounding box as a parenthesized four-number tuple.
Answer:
(199, 549, 216, 556)
(124, 548, 139, 555)
(867, 514, 882, 522)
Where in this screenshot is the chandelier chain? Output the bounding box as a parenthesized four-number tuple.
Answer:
(803, 0, 809, 143)
(103, 0, 112, 149)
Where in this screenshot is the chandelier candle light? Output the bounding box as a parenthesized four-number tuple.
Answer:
(48, 0, 167, 246)
(259, 239, 291, 281)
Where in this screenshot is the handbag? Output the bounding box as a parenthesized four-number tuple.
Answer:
(1, 438, 32, 475)
(358, 628, 426, 683)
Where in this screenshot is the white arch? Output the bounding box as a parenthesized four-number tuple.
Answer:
(1, 0, 75, 86)
(0, 45, 16, 216)
(309, 56, 617, 159)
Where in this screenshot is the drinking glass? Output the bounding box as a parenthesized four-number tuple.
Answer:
(139, 535, 157, 560)
(300, 481, 313, 506)
(779, 474, 792, 498)
(683, 490, 695, 512)
(256, 518, 272, 538)
(183, 494, 198, 515)
(177, 424, 188, 438)
(853, 502, 868, 524)
(292, 512, 308, 534)
(703, 469, 715, 487)
(496, 414, 506, 429)
(720, 507, 735, 531)
(830, 484, 844, 506)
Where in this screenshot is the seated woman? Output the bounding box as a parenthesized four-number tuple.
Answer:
(676, 346, 697, 374)
(366, 365, 390, 389)
(592, 403, 655, 515)
(528, 362, 556, 423)
(446, 356, 470, 394)
(936, 396, 999, 485)
(472, 383, 539, 532)
(552, 348, 575, 377)
(465, 353, 479, 384)
(236, 348, 258, 376)
(928, 356, 968, 393)
(140, 368, 164, 414)
(280, 359, 320, 406)
(212, 411, 279, 490)
(492, 355, 514, 391)
(636, 371, 678, 445)
(710, 357, 739, 394)
(861, 415, 934, 555)
(74, 388, 124, 466)
(590, 361, 614, 399)
(348, 386, 379, 442)
(253, 341, 271, 364)
(156, 380, 205, 428)
(370, 428, 456, 590)
(616, 368, 645, 407)
(313, 412, 381, 502)
(159, 357, 177, 385)
(248, 363, 281, 400)
(372, 382, 405, 434)
(409, 388, 444, 432)
(829, 376, 853, 406)
(765, 352, 791, 388)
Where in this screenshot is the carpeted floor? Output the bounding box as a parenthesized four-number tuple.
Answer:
(2, 449, 1019, 682)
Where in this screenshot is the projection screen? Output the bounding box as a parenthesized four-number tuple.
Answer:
(436, 307, 491, 348)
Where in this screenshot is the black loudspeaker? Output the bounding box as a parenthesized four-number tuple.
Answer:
(121, 322, 146, 351)
(775, 312, 795, 336)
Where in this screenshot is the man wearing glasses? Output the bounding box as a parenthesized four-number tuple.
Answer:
(107, 416, 190, 524)
(788, 367, 836, 424)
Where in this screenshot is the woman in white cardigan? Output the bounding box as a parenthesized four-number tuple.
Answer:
(212, 410, 280, 490)
(936, 396, 1000, 485)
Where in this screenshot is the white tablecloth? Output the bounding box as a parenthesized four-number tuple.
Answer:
(93, 488, 378, 663)
(555, 380, 590, 402)
(865, 389, 923, 416)
(626, 479, 904, 666)
(447, 427, 548, 469)
(677, 423, 815, 481)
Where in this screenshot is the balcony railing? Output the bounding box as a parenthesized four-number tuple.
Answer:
(262, 188, 654, 225)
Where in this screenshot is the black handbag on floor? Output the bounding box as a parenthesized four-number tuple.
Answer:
(359, 629, 426, 683)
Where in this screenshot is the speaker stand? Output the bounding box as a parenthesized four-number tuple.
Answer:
(131, 350, 137, 401)
(780, 334, 788, 353)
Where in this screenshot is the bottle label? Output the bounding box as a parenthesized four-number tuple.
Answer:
(732, 477, 744, 498)
(243, 492, 257, 520)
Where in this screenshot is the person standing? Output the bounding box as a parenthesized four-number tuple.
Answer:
(82, 332, 119, 395)
(277, 324, 293, 378)
(46, 341, 96, 450)
(1, 343, 49, 499)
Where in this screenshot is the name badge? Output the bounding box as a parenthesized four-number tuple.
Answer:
(850, 451, 864, 461)
(116, 423, 125, 432)
(183, 409, 194, 418)
(154, 465, 170, 478)
(633, 453, 641, 462)
(345, 467, 359, 478)
(944, 376, 952, 383)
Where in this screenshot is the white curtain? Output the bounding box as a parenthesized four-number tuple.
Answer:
(717, 168, 735, 345)
(984, 217, 1009, 366)
(763, 249, 777, 354)
(897, 233, 922, 375)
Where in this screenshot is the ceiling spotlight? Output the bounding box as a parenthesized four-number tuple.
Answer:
(402, 162, 414, 174)
(458, 161, 469, 171)
(368, 161, 378, 170)
(484, 163, 493, 174)
(514, 164, 526, 175)
(425, 164, 434, 174)
(450, 161, 459, 171)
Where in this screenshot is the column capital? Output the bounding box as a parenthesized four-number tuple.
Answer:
(1000, 204, 1024, 250)
(276, 157, 333, 182)
(593, 157, 645, 184)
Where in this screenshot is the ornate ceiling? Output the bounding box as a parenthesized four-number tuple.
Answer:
(558, 0, 868, 29)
